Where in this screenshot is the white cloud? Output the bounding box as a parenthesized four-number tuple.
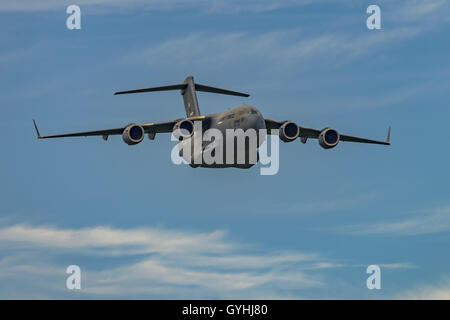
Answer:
(399, 278, 450, 300)
(0, 0, 312, 13)
(2, 0, 448, 19)
(0, 224, 230, 255)
(121, 27, 422, 78)
(206, 0, 314, 13)
(339, 206, 450, 236)
(83, 256, 321, 296)
(0, 0, 185, 12)
(400, 0, 448, 21)
(379, 263, 418, 270)
(0, 223, 424, 298)
(312, 262, 418, 271)
(0, 224, 327, 298)
(287, 192, 379, 214)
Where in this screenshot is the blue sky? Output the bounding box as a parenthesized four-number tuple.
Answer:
(0, 0, 449, 299)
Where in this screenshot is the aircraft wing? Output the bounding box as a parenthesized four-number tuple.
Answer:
(33, 119, 178, 139)
(264, 118, 390, 145)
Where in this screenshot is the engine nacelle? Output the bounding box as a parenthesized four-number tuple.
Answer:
(122, 124, 144, 145)
(172, 119, 195, 139)
(279, 121, 300, 142)
(318, 127, 339, 149)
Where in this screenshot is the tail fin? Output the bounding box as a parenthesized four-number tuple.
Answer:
(114, 75, 249, 117)
(182, 76, 200, 117)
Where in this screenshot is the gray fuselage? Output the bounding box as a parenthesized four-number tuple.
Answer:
(182, 104, 266, 168)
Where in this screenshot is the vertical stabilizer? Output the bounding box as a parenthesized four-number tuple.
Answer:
(182, 75, 201, 117)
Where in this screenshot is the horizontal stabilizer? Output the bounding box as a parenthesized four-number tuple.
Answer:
(114, 82, 249, 97)
(114, 76, 250, 117)
(195, 84, 249, 97)
(114, 84, 186, 95)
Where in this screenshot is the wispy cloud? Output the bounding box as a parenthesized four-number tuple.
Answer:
(0, 0, 312, 13)
(400, 0, 448, 21)
(398, 277, 450, 299)
(0, 224, 327, 298)
(2, 0, 448, 19)
(114, 0, 448, 74)
(124, 27, 422, 73)
(0, 223, 421, 298)
(0, 0, 190, 12)
(0, 224, 230, 255)
(379, 263, 418, 270)
(287, 192, 379, 214)
(338, 206, 450, 236)
(83, 256, 321, 296)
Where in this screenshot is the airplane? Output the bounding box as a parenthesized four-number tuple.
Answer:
(33, 75, 390, 168)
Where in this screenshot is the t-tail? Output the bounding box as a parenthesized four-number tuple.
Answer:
(114, 75, 249, 117)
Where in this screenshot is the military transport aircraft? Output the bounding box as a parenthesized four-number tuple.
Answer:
(33, 75, 390, 168)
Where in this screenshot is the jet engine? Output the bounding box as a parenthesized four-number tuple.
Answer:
(122, 124, 145, 145)
(173, 119, 195, 139)
(318, 127, 339, 149)
(279, 121, 300, 142)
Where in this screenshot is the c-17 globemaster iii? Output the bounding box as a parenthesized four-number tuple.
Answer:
(33, 75, 390, 168)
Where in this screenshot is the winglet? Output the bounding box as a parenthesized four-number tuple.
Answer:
(33, 119, 42, 139)
(386, 126, 391, 145)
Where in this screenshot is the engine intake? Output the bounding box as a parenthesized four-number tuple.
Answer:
(279, 121, 299, 142)
(173, 119, 195, 139)
(122, 124, 144, 145)
(318, 127, 339, 149)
